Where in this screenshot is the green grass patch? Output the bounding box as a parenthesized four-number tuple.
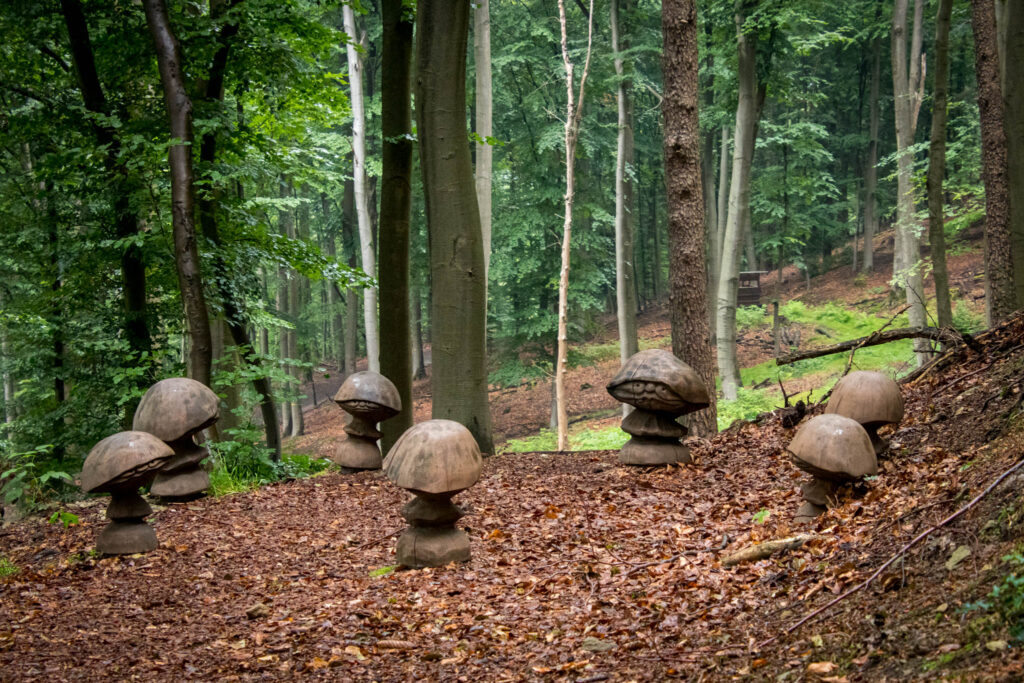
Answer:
(0, 556, 18, 578)
(501, 423, 628, 453)
(208, 449, 332, 497)
(369, 565, 396, 577)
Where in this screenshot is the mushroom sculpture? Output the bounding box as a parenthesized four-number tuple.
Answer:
(383, 419, 482, 568)
(133, 377, 220, 499)
(606, 349, 711, 465)
(787, 414, 877, 522)
(825, 370, 904, 456)
(81, 431, 174, 554)
(332, 371, 401, 470)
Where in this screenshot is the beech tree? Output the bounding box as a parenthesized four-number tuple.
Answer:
(475, 0, 494, 279)
(416, 0, 494, 453)
(926, 0, 954, 331)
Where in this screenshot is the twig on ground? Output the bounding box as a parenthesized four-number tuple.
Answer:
(759, 455, 1024, 650)
(355, 527, 403, 550)
(622, 551, 700, 578)
(720, 534, 823, 567)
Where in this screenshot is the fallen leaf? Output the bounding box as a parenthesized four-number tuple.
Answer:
(945, 546, 971, 570)
(807, 661, 837, 676)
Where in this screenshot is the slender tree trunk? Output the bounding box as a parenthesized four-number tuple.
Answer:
(143, 0, 212, 386)
(276, 260, 292, 437)
(322, 193, 344, 366)
(971, 0, 1017, 322)
(892, 0, 929, 365)
(341, 180, 359, 375)
(663, 0, 717, 435)
(716, 0, 760, 401)
(416, 0, 494, 453)
(378, 0, 415, 453)
(927, 0, 954, 331)
(863, 33, 881, 272)
(411, 283, 427, 380)
(611, 0, 639, 414)
(554, 0, 595, 452)
(0, 288, 13, 428)
(475, 0, 494, 279)
(743, 212, 757, 271)
(343, 5, 380, 373)
(1003, 0, 1024, 307)
(287, 199, 303, 437)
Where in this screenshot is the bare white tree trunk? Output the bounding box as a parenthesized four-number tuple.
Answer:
(611, 0, 638, 418)
(555, 0, 595, 452)
(475, 0, 493, 280)
(344, 4, 380, 373)
(0, 288, 14, 427)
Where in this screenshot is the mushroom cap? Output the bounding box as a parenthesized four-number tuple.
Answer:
(333, 371, 401, 420)
(607, 349, 710, 414)
(383, 419, 482, 495)
(133, 378, 220, 442)
(81, 431, 174, 493)
(825, 370, 904, 428)
(787, 414, 877, 482)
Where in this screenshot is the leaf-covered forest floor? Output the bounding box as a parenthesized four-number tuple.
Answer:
(2, 306, 1024, 681)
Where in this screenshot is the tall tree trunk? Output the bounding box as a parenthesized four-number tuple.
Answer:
(716, 0, 760, 401)
(713, 125, 730, 325)
(342, 179, 359, 375)
(892, 0, 929, 365)
(143, 0, 212, 386)
(971, 0, 1017, 323)
(611, 0, 639, 414)
(379, 0, 415, 453)
(927, 0, 954, 331)
(1003, 0, 1024, 308)
(411, 283, 427, 380)
(287, 197, 303, 437)
(663, 0, 717, 435)
(554, 0, 595, 452)
(416, 0, 494, 453)
(322, 193, 344, 366)
(276, 259, 292, 437)
(343, 5, 380, 373)
(863, 32, 881, 272)
(475, 0, 494, 279)
(0, 288, 14, 428)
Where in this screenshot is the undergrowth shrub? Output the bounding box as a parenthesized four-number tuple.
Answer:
(735, 306, 768, 331)
(964, 553, 1024, 641)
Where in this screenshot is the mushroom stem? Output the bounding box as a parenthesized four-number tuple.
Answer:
(106, 489, 153, 520)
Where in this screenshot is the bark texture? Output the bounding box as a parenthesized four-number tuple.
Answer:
(416, 0, 494, 454)
(378, 0, 415, 453)
(927, 0, 954, 331)
(862, 34, 881, 272)
(475, 0, 494, 279)
(1003, 0, 1024, 308)
(662, 0, 717, 435)
(143, 0, 212, 387)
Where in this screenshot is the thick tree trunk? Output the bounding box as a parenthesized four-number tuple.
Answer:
(143, 0, 212, 387)
(554, 0, 595, 451)
(475, 0, 494, 279)
(343, 5, 380, 374)
(927, 0, 954, 331)
(971, 0, 1017, 322)
(1003, 0, 1024, 308)
(891, 0, 929, 366)
(863, 33, 881, 272)
(716, 0, 759, 401)
(663, 0, 717, 435)
(416, 0, 494, 453)
(611, 0, 639, 410)
(379, 0, 415, 453)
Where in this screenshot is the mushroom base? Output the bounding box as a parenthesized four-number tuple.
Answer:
(866, 428, 889, 457)
(395, 526, 470, 568)
(332, 435, 382, 470)
(151, 466, 210, 499)
(96, 520, 158, 555)
(106, 490, 153, 520)
(403, 496, 464, 527)
(800, 477, 840, 507)
(794, 501, 827, 524)
(619, 436, 691, 466)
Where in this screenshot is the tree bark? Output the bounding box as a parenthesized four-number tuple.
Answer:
(716, 0, 760, 401)
(611, 0, 639, 416)
(715, 126, 729, 293)
(663, 0, 718, 435)
(342, 180, 359, 376)
(343, 5, 380, 374)
(379, 0, 415, 453)
(971, 0, 1017, 322)
(862, 32, 881, 272)
(1002, 0, 1024, 308)
(143, 0, 212, 387)
(891, 0, 929, 366)
(322, 193, 344, 367)
(475, 0, 494, 279)
(411, 283, 427, 380)
(416, 0, 494, 453)
(927, 0, 954, 331)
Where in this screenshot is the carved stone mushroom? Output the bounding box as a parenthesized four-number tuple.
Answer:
(332, 371, 401, 470)
(133, 378, 220, 499)
(80, 431, 174, 554)
(787, 414, 877, 523)
(383, 419, 482, 568)
(825, 370, 904, 455)
(606, 349, 710, 465)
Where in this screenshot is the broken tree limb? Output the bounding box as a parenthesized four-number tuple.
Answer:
(721, 533, 822, 567)
(759, 455, 1024, 650)
(775, 326, 963, 366)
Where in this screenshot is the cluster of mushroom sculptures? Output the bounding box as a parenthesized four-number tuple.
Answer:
(331, 371, 401, 470)
(787, 370, 904, 522)
(79, 377, 219, 555)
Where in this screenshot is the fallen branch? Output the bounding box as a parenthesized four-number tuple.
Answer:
(721, 534, 822, 567)
(776, 326, 962, 366)
(759, 455, 1024, 650)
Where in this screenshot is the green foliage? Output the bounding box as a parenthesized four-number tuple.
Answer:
(716, 387, 781, 431)
(0, 556, 18, 578)
(369, 565, 396, 577)
(735, 306, 769, 332)
(952, 300, 985, 335)
(501, 424, 628, 453)
(47, 510, 80, 528)
(0, 444, 75, 511)
(753, 508, 771, 524)
(964, 553, 1024, 642)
